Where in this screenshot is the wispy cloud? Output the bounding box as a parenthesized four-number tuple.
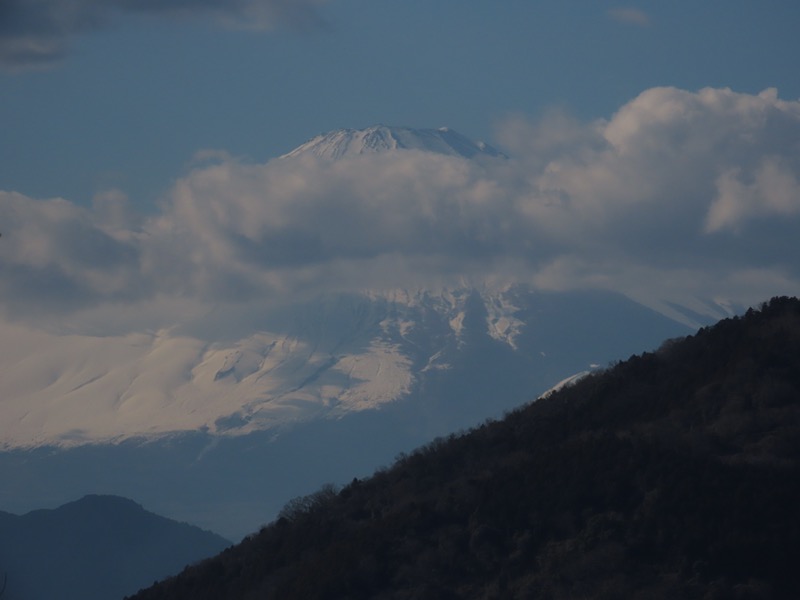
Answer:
(1, 87, 799, 328)
(608, 7, 651, 27)
(0, 0, 329, 71)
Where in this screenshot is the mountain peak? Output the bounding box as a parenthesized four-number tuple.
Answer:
(281, 125, 506, 160)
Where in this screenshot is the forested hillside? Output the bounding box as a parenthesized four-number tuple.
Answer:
(129, 297, 800, 599)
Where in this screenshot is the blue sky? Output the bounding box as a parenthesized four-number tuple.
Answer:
(3, 1, 799, 207)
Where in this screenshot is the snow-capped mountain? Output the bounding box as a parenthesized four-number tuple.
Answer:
(281, 125, 505, 160)
(0, 125, 740, 540)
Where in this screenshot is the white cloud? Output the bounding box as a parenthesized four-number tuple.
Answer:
(155, 150, 528, 299)
(530, 87, 800, 243)
(2, 86, 799, 332)
(707, 158, 800, 232)
(0, 191, 143, 316)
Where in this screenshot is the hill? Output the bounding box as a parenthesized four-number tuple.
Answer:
(0, 495, 230, 600)
(127, 297, 800, 599)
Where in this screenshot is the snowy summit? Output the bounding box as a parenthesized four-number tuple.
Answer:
(281, 125, 506, 160)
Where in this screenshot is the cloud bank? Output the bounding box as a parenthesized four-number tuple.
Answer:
(0, 0, 328, 70)
(2, 86, 799, 332)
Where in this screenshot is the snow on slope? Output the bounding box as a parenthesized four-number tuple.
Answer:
(281, 125, 505, 160)
(0, 325, 413, 449)
(0, 288, 521, 449)
(0, 121, 724, 451)
(538, 370, 592, 399)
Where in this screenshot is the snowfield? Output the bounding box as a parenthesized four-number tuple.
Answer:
(0, 287, 523, 449)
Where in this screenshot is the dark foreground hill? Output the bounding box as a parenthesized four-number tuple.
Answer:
(0, 495, 230, 600)
(129, 297, 800, 600)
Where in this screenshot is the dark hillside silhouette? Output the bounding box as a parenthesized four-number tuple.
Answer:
(129, 297, 800, 599)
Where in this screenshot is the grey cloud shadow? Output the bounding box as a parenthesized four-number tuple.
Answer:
(0, 0, 328, 70)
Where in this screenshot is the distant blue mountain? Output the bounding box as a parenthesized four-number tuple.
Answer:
(0, 495, 229, 600)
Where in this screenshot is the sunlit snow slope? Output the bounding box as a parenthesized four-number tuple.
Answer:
(0, 288, 526, 448)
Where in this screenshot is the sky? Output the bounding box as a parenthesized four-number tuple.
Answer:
(1, 0, 800, 333)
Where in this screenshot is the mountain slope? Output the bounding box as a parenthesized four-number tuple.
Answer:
(0, 287, 702, 450)
(0, 289, 696, 540)
(129, 297, 800, 599)
(0, 495, 230, 600)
